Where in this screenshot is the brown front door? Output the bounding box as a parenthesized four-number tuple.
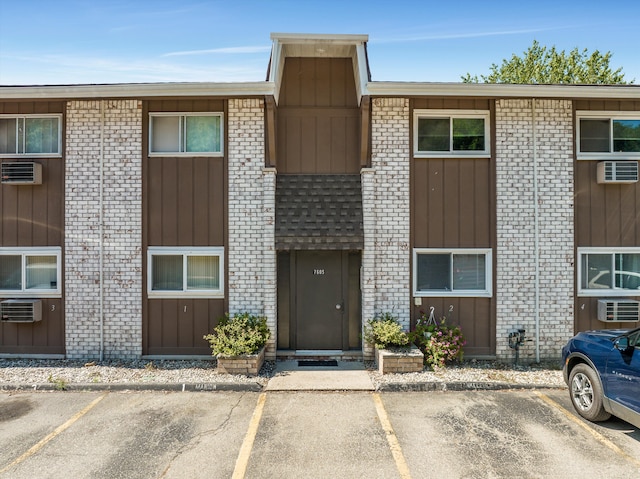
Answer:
(295, 251, 344, 350)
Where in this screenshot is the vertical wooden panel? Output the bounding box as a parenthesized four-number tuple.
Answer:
(427, 159, 444, 247)
(177, 160, 194, 246)
(0, 101, 65, 354)
(143, 99, 227, 355)
(277, 252, 291, 349)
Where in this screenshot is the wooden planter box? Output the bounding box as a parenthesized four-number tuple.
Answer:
(216, 346, 265, 376)
(375, 346, 424, 374)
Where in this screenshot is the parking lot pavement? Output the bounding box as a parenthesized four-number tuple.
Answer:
(1, 389, 639, 479)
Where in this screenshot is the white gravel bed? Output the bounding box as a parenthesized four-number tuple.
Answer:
(368, 360, 565, 388)
(0, 359, 273, 387)
(0, 358, 565, 389)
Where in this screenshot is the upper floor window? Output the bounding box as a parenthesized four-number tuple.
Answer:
(577, 112, 640, 159)
(0, 247, 62, 297)
(413, 248, 492, 297)
(578, 247, 640, 297)
(414, 110, 490, 157)
(147, 247, 224, 298)
(0, 115, 62, 157)
(149, 113, 223, 156)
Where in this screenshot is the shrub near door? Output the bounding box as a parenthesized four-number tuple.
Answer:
(364, 313, 424, 374)
(204, 313, 270, 376)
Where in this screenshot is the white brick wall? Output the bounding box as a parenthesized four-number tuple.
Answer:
(227, 99, 277, 359)
(362, 98, 411, 356)
(495, 99, 574, 361)
(65, 100, 142, 359)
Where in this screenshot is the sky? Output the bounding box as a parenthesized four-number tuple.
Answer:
(0, 0, 638, 85)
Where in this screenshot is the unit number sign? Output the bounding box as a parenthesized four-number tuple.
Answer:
(313, 269, 325, 275)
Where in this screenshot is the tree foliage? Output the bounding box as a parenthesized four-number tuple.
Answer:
(462, 40, 631, 85)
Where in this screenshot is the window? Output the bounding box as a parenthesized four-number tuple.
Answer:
(147, 247, 224, 297)
(0, 248, 62, 297)
(414, 110, 490, 157)
(578, 248, 640, 296)
(0, 115, 62, 157)
(149, 113, 223, 156)
(413, 248, 492, 297)
(577, 112, 640, 159)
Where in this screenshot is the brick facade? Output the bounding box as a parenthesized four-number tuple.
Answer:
(362, 98, 411, 357)
(227, 99, 277, 359)
(495, 99, 574, 361)
(65, 100, 142, 359)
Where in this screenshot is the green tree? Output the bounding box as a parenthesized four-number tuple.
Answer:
(462, 40, 631, 84)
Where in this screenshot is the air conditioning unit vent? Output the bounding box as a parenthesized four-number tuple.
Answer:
(597, 299, 640, 323)
(0, 299, 43, 323)
(597, 161, 639, 184)
(1, 161, 42, 185)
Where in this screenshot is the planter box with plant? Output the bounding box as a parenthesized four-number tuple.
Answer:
(204, 312, 270, 376)
(364, 313, 424, 374)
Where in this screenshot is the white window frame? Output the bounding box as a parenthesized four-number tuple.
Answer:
(147, 246, 224, 298)
(413, 109, 491, 158)
(578, 247, 640, 297)
(0, 114, 62, 158)
(0, 247, 62, 298)
(148, 112, 224, 157)
(413, 248, 492, 297)
(576, 111, 640, 160)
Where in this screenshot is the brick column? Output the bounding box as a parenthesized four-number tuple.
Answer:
(495, 99, 574, 361)
(362, 97, 411, 358)
(227, 99, 277, 359)
(65, 100, 142, 359)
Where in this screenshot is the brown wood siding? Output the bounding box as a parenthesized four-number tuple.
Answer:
(142, 100, 227, 355)
(410, 99, 496, 356)
(575, 101, 640, 331)
(0, 101, 65, 355)
(574, 100, 640, 332)
(276, 58, 360, 173)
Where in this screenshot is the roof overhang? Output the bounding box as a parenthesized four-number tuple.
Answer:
(268, 33, 370, 105)
(365, 82, 640, 99)
(0, 82, 275, 100)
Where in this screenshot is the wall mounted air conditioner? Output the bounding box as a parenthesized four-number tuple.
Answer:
(597, 299, 640, 323)
(0, 299, 43, 323)
(1, 161, 42, 185)
(597, 161, 639, 184)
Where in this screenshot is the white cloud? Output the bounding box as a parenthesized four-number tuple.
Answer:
(163, 46, 272, 57)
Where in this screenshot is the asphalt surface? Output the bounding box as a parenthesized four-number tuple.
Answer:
(1, 389, 639, 479)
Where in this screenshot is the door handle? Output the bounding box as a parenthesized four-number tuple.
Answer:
(335, 304, 342, 310)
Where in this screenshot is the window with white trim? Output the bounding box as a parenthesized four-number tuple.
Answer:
(413, 248, 492, 297)
(147, 247, 224, 297)
(149, 113, 223, 156)
(577, 112, 640, 159)
(578, 247, 640, 296)
(0, 247, 62, 297)
(0, 115, 62, 157)
(414, 110, 490, 157)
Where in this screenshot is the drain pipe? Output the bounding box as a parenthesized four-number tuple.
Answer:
(99, 100, 105, 361)
(532, 99, 540, 363)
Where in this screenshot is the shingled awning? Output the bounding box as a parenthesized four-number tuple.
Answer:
(275, 174, 364, 250)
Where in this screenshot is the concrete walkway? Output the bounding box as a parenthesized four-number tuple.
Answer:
(265, 360, 375, 391)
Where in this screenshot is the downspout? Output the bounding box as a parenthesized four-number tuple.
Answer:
(532, 99, 540, 363)
(99, 100, 105, 361)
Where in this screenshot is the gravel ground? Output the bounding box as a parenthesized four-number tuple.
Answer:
(0, 358, 565, 389)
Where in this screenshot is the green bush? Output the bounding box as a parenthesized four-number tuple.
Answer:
(363, 313, 410, 349)
(204, 312, 270, 356)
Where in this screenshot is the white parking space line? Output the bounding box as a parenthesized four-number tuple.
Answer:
(0, 392, 108, 476)
(535, 391, 640, 469)
(232, 392, 267, 479)
(373, 393, 413, 479)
